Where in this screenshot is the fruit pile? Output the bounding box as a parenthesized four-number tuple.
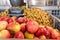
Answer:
(0, 6, 53, 27)
(0, 16, 59, 39)
(0, 10, 9, 17)
(24, 8, 53, 27)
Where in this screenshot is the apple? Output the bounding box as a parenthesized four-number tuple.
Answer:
(11, 16, 17, 20)
(58, 32, 60, 39)
(20, 23, 26, 33)
(50, 29, 59, 39)
(17, 17, 27, 24)
(34, 37, 39, 39)
(4, 17, 13, 23)
(43, 28, 50, 38)
(24, 31, 34, 39)
(39, 35, 46, 39)
(45, 26, 60, 39)
(17, 17, 25, 24)
(36, 27, 44, 37)
(45, 26, 54, 32)
(10, 35, 14, 38)
(11, 16, 17, 24)
(14, 32, 24, 39)
(0, 17, 5, 21)
(0, 21, 8, 31)
(26, 20, 39, 34)
(0, 30, 11, 38)
(7, 22, 21, 33)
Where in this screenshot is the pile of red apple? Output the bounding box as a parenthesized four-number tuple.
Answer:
(0, 16, 60, 39)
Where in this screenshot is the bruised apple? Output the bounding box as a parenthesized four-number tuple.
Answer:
(26, 20, 39, 34)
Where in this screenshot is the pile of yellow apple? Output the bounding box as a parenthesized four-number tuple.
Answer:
(0, 16, 60, 39)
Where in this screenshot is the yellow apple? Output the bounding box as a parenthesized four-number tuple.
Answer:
(0, 21, 8, 31)
(7, 22, 21, 33)
(0, 30, 11, 38)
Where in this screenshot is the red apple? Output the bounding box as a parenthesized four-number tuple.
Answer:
(17, 17, 25, 24)
(36, 27, 44, 37)
(5, 17, 13, 23)
(0, 17, 5, 21)
(50, 29, 59, 39)
(0, 30, 11, 38)
(20, 23, 26, 33)
(26, 20, 39, 34)
(0, 21, 8, 30)
(45, 26, 60, 39)
(45, 26, 54, 32)
(14, 32, 24, 39)
(58, 32, 60, 39)
(34, 37, 39, 39)
(43, 28, 50, 38)
(17, 17, 27, 24)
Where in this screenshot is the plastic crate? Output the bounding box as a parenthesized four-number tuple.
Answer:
(49, 14, 60, 30)
(46, 10, 60, 18)
(45, 10, 60, 30)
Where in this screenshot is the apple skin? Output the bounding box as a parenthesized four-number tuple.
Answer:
(5, 17, 13, 24)
(20, 23, 26, 33)
(17, 17, 28, 24)
(7, 22, 21, 33)
(45, 26, 59, 39)
(0, 17, 13, 24)
(0, 17, 5, 21)
(36, 27, 44, 37)
(34, 37, 39, 39)
(26, 20, 39, 34)
(58, 32, 60, 39)
(39, 35, 46, 39)
(24, 31, 34, 39)
(14, 32, 24, 39)
(0, 21, 8, 31)
(43, 28, 50, 38)
(50, 29, 59, 39)
(11, 16, 17, 21)
(0, 30, 11, 38)
(45, 26, 54, 32)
